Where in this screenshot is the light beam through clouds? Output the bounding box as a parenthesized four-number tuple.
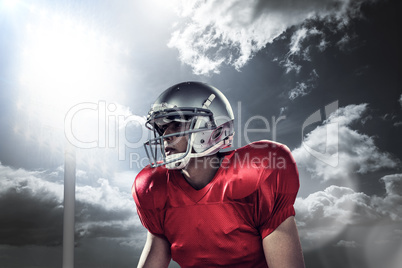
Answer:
(295, 174, 402, 252)
(291, 102, 401, 257)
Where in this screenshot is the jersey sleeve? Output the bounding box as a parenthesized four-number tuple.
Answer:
(256, 144, 300, 239)
(132, 166, 168, 239)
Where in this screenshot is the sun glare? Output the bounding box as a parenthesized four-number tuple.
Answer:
(2, 0, 19, 9)
(18, 5, 129, 131)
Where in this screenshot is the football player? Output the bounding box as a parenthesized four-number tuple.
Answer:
(132, 82, 305, 267)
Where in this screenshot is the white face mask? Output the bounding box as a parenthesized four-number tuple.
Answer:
(144, 89, 234, 169)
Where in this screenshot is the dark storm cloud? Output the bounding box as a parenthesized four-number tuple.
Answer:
(253, 0, 368, 20)
(167, 0, 375, 75)
(0, 163, 142, 248)
(0, 164, 63, 246)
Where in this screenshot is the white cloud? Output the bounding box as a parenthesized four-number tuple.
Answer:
(282, 58, 302, 74)
(295, 174, 402, 251)
(168, 0, 371, 75)
(399, 94, 402, 108)
(296, 185, 377, 250)
(0, 162, 63, 200)
(381, 94, 402, 127)
(289, 82, 308, 99)
(73, 177, 142, 242)
(282, 28, 323, 73)
(337, 33, 354, 51)
(289, 28, 309, 56)
(289, 69, 319, 99)
(318, 38, 329, 51)
(293, 103, 400, 181)
(374, 174, 402, 221)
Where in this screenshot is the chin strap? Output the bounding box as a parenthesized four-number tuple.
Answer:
(164, 139, 224, 170)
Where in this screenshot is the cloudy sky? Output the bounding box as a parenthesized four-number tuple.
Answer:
(0, 0, 401, 267)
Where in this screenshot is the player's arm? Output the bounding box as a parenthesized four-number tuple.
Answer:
(138, 231, 171, 268)
(262, 216, 305, 268)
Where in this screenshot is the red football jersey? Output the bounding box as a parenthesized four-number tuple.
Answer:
(132, 140, 300, 267)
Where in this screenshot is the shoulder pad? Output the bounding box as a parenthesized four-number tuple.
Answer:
(132, 165, 168, 210)
(221, 140, 292, 199)
(244, 139, 284, 150)
(232, 140, 286, 161)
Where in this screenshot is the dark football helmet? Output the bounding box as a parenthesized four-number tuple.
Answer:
(144, 81, 235, 169)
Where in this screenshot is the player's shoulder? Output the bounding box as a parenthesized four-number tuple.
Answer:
(218, 140, 287, 198)
(235, 140, 292, 159)
(132, 165, 169, 209)
(239, 140, 299, 193)
(225, 140, 297, 192)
